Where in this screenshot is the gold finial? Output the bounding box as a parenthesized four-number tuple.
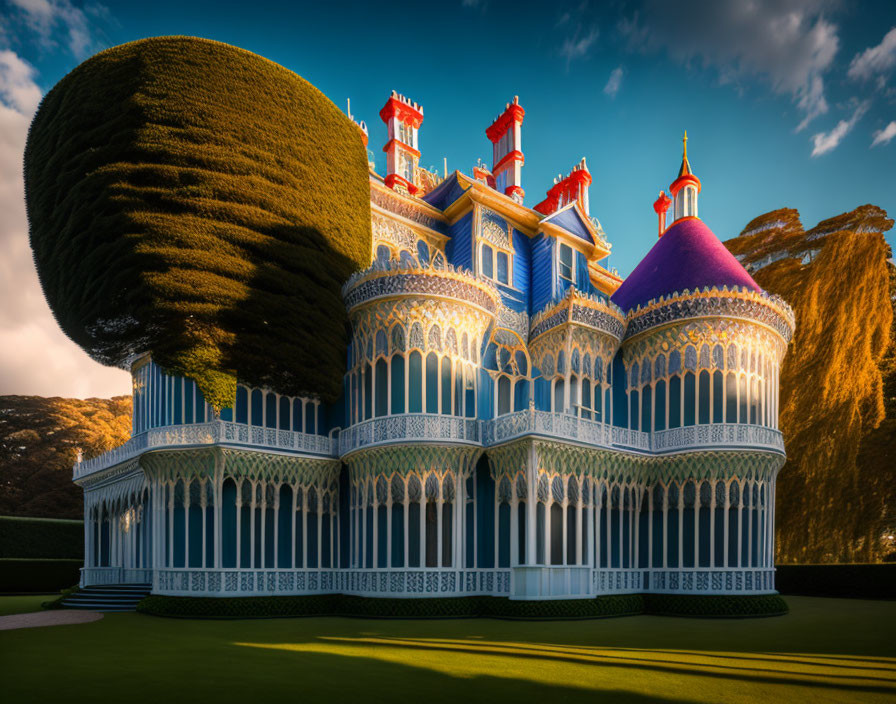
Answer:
(683, 130, 688, 159)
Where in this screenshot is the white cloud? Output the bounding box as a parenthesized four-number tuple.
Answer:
(810, 101, 870, 157)
(619, 1, 839, 132)
(0, 49, 129, 397)
(871, 120, 896, 147)
(560, 27, 598, 65)
(7, 0, 98, 58)
(604, 66, 623, 98)
(848, 27, 896, 82)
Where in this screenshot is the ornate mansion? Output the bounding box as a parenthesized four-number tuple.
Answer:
(74, 93, 794, 602)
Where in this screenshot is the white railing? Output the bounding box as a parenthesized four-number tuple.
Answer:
(593, 568, 644, 594)
(80, 567, 152, 587)
(651, 424, 784, 454)
(75, 416, 784, 482)
(341, 568, 511, 597)
(74, 420, 335, 480)
(153, 567, 511, 597)
(484, 412, 783, 455)
(483, 410, 650, 451)
(646, 568, 776, 594)
(339, 414, 481, 456)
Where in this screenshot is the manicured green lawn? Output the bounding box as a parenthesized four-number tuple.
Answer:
(1, 596, 893, 703)
(0, 594, 53, 616)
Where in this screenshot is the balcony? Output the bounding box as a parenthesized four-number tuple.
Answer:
(339, 414, 481, 457)
(342, 260, 500, 318)
(482, 411, 784, 455)
(483, 410, 650, 451)
(73, 420, 335, 481)
(650, 423, 784, 455)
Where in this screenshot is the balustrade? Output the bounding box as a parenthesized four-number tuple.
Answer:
(74, 420, 334, 480)
(339, 414, 481, 455)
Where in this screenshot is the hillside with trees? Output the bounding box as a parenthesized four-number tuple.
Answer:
(725, 205, 895, 563)
(0, 396, 131, 518)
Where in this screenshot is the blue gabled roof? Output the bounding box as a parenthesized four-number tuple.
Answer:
(541, 202, 594, 244)
(422, 171, 469, 211)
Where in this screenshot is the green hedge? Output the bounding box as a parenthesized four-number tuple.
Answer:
(644, 593, 789, 618)
(0, 516, 83, 559)
(776, 564, 896, 599)
(0, 558, 81, 593)
(25, 36, 371, 407)
(138, 592, 785, 620)
(138, 594, 643, 620)
(484, 594, 644, 620)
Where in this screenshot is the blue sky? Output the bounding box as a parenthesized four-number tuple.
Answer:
(1, 0, 895, 397)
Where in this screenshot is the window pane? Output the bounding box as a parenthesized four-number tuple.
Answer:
(496, 251, 509, 284)
(481, 244, 493, 278)
(559, 243, 573, 280)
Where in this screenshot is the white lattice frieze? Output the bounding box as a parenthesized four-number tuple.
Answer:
(346, 444, 481, 480)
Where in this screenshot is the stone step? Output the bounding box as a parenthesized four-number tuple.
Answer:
(62, 583, 151, 612)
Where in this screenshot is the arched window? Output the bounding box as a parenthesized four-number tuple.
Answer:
(416, 240, 429, 265)
(236, 385, 248, 424)
(641, 385, 652, 433)
(553, 378, 565, 412)
(375, 359, 388, 417)
(425, 353, 439, 413)
(712, 370, 724, 423)
(581, 379, 592, 420)
(391, 355, 405, 414)
(497, 375, 511, 416)
(279, 396, 290, 430)
(440, 357, 452, 414)
(654, 380, 666, 430)
(698, 371, 711, 424)
(376, 244, 391, 265)
(669, 376, 681, 428)
(408, 351, 423, 413)
(251, 389, 263, 426)
(265, 393, 277, 429)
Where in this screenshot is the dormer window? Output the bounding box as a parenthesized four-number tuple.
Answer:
(558, 242, 574, 281)
(480, 242, 512, 285)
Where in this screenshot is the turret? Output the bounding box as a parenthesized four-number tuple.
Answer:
(485, 96, 525, 202)
(668, 131, 701, 222)
(380, 91, 423, 195)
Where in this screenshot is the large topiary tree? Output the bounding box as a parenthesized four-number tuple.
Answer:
(25, 36, 371, 409)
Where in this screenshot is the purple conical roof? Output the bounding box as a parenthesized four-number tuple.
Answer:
(611, 217, 761, 312)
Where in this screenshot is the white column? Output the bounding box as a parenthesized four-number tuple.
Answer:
(302, 489, 309, 569)
(526, 446, 537, 564)
(386, 495, 393, 569)
(167, 483, 174, 569)
(200, 483, 207, 569)
(437, 480, 444, 568)
(249, 482, 256, 569)
(575, 490, 583, 566)
(235, 490, 242, 569)
(371, 491, 379, 569)
(709, 480, 716, 569)
(510, 493, 519, 567)
(290, 484, 298, 569)
(403, 489, 410, 569)
(661, 485, 668, 569)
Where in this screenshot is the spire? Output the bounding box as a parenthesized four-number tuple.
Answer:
(678, 130, 692, 178)
(669, 130, 701, 223)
